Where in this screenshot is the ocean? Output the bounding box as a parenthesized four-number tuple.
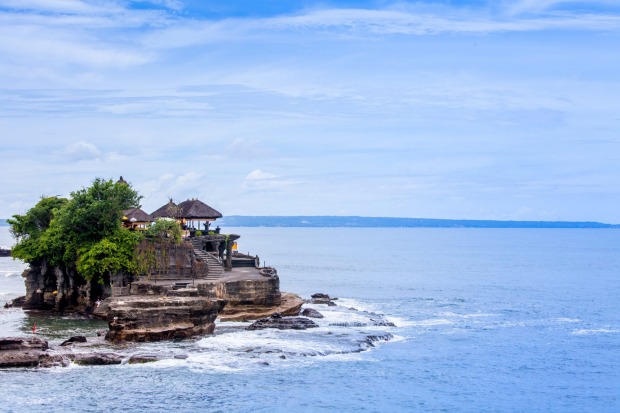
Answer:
(0, 226, 618, 412)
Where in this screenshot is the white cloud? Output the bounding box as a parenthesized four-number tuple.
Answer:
(64, 141, 102, 161)
(245, 169, 278, 181)
(0, 0, 110, 14)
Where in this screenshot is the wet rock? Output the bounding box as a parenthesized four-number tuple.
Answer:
(128, 354, 160, 364)
(60, 336, 87, 346)
(71, 353, 124, 366)
(301, 308, 324, 319)
(329, 322, 368, 327)
(39, 354, 71, 368)
(4, 296, 26, 308)
(0, 337, 48, 352)
(370, 319, 396, 327)
(174, 354, 188, 360)
(0, 337, 49, 368)
(247, 315, 319, 331)
(308, 293, 337, 306)
(361, 334, 394, 349)
(94, 295, 226, 342)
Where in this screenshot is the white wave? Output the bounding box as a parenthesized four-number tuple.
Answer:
(553, 317, 581, 324)
(571, 328, 619, 336)
(437, 311, 499, 319)
(327, 297, 381, 314)
(407, 318, 454, 327)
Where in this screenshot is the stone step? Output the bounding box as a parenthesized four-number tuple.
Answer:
(190, 243, 224, 280)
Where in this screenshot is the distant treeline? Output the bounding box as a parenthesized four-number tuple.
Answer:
(218, 216, 618, 228)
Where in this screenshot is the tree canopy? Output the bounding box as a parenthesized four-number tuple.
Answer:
(9, 178, 144, 283)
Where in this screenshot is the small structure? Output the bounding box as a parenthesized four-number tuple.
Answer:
(177, 198, 222, 232)
(151, 199, 182, 220)
(122, 208, 153, 231)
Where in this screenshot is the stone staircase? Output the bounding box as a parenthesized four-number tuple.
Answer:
(190, 238, 225, 281)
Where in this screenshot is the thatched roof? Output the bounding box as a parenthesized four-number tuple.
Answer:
(150, 200, 181, 219)
(177, 198, 222, 220)
(123, 208, 153, 223)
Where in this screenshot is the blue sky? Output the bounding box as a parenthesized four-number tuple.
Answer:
(1, 0, 619, 223)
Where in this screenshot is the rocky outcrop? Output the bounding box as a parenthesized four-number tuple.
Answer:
(0, 337, 49, 368)
(308, 293, 338, 306)
(21, 263, 94, 313)
(219, 292, 304, 322)
(301, 308, 324, 318)
(94, 295, 226, 342)
(247, 313, 319, 330)
(201, 275, 282, 307)
(128, 354, 161, 364)
(72, 353, 124, 366)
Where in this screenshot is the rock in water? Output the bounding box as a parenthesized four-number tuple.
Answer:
(128, 354, 161, 364)
(247, 315, 319, 330)
(94, 295, 226, 342)
(301, 308, 324, 318)
(60, 336, 87, 346)
(71, 353, 124, 366)
(308, 293, 338, 306)
(0, 337, 49, 368)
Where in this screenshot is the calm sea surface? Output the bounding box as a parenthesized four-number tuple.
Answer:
(0, 227, 619, 412)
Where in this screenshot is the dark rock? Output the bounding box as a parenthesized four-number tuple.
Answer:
(329, 322, 368, 327)
(308, 293, 337, 306)
(370, 319, 396, 327)
(95, 295, 226, 342)
(174, 354, 188, 360)
(0, 337, 48, 352)
(362, 334, 394, 348)
(271, 312, 282, 319)
(39, 354, 71, 368)
(4, 296, 26, 308)
(71, 353, 124, 366)
(60, 336, 87, 346)
(0, 337, 49, 368)
(301, 308, 324, 319)
(128, 354, 160, 364)
(247, 316, 319, 331)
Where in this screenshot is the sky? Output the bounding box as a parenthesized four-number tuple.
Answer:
(1, 0, 619, 223)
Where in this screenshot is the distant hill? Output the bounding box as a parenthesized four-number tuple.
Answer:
(1, 216, 616, 228)
(217, 216, 619, 228)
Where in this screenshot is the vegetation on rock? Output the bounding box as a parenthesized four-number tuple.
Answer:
(9, 178, 144, 283)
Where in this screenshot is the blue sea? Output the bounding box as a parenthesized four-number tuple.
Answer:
(0, 227, 619, 412)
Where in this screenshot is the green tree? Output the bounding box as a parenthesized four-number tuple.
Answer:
(76, 228, 142, 284)
(56, 177, 142, 246)
(147, 218, 183, 245)
(8, 196, 68, 264)
(9, 178, 144, 285)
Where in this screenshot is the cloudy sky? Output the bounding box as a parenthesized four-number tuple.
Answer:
(1, 0, 619, 223)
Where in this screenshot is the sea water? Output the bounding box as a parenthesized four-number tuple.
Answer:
(0, 227, 618, 412)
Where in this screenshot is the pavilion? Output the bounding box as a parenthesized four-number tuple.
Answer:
(151, 198, 222, 232)
(122, 207, 153, 231)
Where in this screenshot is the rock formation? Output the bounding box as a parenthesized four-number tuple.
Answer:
(94, 295, 226, 342)
(246, 313, 319, 330)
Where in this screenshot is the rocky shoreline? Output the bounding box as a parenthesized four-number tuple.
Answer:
(0, 292, 397, 369)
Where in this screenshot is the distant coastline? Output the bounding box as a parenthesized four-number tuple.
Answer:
(2, 216, 617, 229)
(217, 216, 618, 228)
